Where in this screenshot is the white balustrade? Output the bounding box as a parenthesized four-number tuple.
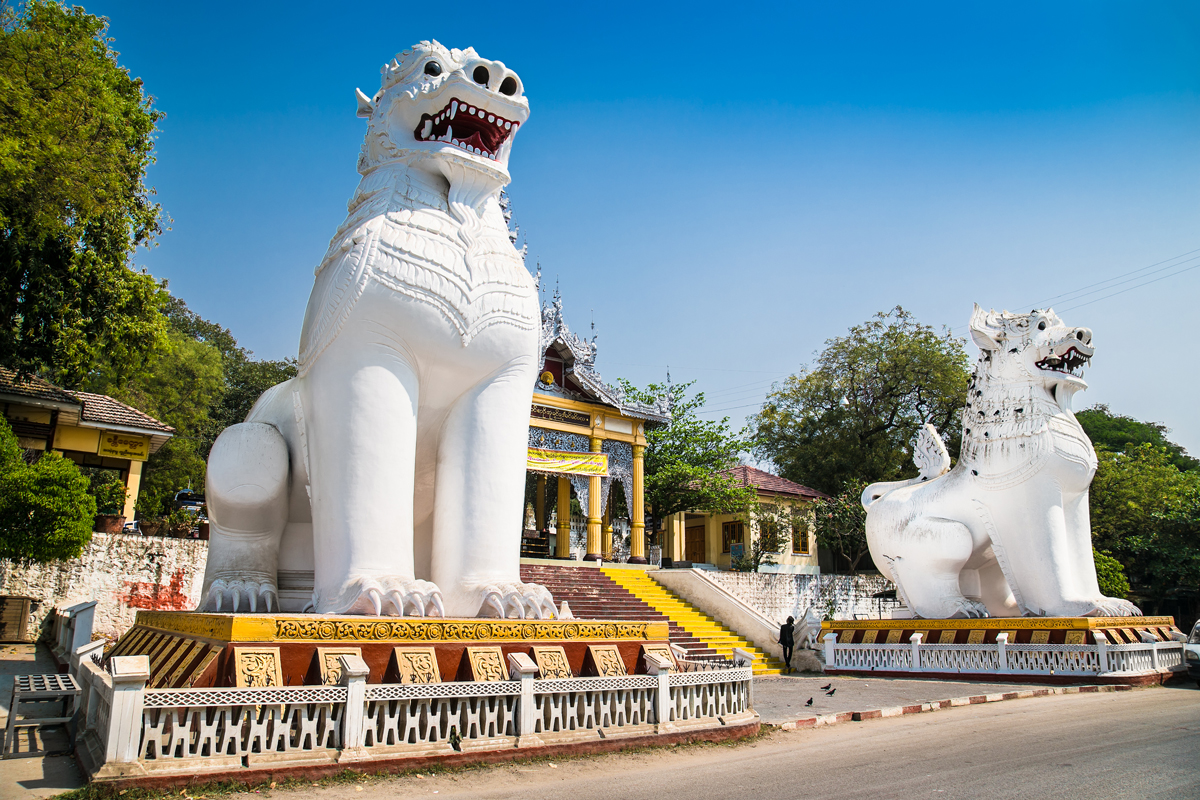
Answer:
(824, 635, 1183, 679)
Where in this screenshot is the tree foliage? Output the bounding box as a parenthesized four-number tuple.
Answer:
(1077, 404, 1198, 472)
(752, 307, 971, 496)
(83, 297, 297, 516)
(731, 502, 803, 573)
(811, 479, 871, 574)
(0, 1, 167, 381)
(619, 380, 756, 524)
(1092, 548, 1131, 600)
(0, 418, 95, 562)
(1089, 443, 1200, 611)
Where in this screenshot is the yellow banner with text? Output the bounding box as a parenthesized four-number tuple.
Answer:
(526, 447, 608, 477)
(97, 432, 151, 461)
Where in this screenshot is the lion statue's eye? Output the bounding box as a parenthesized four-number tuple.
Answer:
(1038, 321, 1046, 331)
(424, 61, 442, 77)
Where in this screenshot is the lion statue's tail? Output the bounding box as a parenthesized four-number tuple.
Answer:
(861, 423, 951, 510)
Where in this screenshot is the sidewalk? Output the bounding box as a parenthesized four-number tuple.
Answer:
(0, 643, 85, 800)
(752, 672, 1133, 727)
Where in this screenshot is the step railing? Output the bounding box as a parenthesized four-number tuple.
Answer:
(70, 649, 755, 777)
(822, 630, 1184, 678)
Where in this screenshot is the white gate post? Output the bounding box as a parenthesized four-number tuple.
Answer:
(105, 656, 149, 764)
(507, 652, 544, 747)
(336, 654, 371, 762)
(822, 632, 837, 670)
(995, 632, 1008, 672)
(644, 652, 675, 732)
(1093, 631, 1109, 674)
(909, 632, 923, 671)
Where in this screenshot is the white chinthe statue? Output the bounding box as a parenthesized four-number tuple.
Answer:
(198, 41, 556, 620)
(862, 305, 1141, 620)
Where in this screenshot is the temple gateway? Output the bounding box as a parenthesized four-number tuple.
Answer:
(523, 291, 670, 563)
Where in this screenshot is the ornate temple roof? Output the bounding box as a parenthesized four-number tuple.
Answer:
(535, 284, 671, 425)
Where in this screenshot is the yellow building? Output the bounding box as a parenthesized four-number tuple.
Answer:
(659, 466, 827, 574)
(1, 368, 174, 519)
(524, 292, 670, 563)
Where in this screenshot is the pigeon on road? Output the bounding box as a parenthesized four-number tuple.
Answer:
(820, 683, 832, 690)
(825, 688, 837, 696)
(805, 697, 814, 707)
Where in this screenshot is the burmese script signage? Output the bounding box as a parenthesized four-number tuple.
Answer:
(527, 447, 608, 477)
(98, 432, 151, 461)
(530, 404, 591, 427)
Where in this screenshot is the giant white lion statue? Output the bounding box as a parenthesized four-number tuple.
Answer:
(862, 305, 1141, 620)
(198, 41, 556, 620)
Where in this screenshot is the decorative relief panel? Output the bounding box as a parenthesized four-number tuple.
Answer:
(315, 647, 362, 685)
(938, 630, 957, 644)
(528, 427, 590, 454)
(587, 645, 627, 677)
(466, 647, 507, 682)
(966, 630, 986, 644)
(1063, 631, 1086, 645)
(233, 647, 283, 688)
(640, 644, 676, 673)
(393, 647, 441, 684)
(532, 646, 573, 679)
(1029, 630, 1051, 645)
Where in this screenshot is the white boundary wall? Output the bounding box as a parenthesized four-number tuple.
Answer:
(702, 571, 895, 623)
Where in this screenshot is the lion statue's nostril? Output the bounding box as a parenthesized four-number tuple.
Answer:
(499, 76, 518, 96)
(472, 65, 490, 86)
(1075, 328, 1092, 344)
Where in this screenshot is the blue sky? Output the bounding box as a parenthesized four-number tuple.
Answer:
(92, 1, 1200, 455)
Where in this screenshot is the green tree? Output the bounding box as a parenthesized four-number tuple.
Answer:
(751, 307, 971, 496)
(619, 380, 757, 529)
(0, 418, 95, 562)
(1077, 404, 1198, 472)
(1092, 548, 1131, 600)
(732, 502, 802, 573)
(0, 1, 167, 382)
(1089, 443, 1200, 612)
(811, 479, 871, 574)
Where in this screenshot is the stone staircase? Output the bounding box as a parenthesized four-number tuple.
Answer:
(519, 563, 783, 675)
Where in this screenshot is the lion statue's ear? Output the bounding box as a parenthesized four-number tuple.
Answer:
(969, 303, 1004, 350)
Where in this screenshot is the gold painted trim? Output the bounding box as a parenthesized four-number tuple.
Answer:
(135, 612, 667, 643)
(822, 616, 1174, 632)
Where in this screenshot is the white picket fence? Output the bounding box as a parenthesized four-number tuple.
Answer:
(70, 647, 755, 779)
(822, 630, 1184, 678)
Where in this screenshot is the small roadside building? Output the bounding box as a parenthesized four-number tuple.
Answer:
(524, 292, 670, 562)
(658, 465, 828, 574)
(0, 368, 174, 519)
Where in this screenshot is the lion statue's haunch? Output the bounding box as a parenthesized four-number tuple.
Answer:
(198, 41, 556, 620)
(862, 305, 1141, 620)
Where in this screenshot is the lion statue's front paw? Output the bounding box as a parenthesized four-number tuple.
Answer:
(948, 598, 990, 619)
(321, 576, 445, 617)
(458, 581, 557, 620)
(201, 577, 278, 614)
(1083, 596, 1142, 618)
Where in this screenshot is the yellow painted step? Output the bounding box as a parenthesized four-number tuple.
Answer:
(601, 568, 785, 675)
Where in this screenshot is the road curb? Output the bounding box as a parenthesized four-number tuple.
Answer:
(770, 683, 1134, 729)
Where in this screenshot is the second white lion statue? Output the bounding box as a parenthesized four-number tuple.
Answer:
(862, 305, 1141, 619)
(197, 41, 556, 620)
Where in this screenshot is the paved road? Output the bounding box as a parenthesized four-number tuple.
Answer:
(290, 683, 1200, 800)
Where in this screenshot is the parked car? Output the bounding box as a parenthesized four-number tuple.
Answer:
(1186, 620, 1200, 687)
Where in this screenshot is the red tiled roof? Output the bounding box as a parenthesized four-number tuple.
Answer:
(0, 367, 79, 406)
(69, 391, 174, 434)
(724, 465, 829, 500)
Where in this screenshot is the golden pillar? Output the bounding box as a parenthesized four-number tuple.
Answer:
(535, 475, 547, 532)
(584, 436, 604, 561)
(555, 476, 572, 558)
(602, 492, 614, 560)
(629, 444, 647, 563)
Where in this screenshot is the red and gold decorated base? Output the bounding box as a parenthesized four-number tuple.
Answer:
(106, 611, 671, 689)
(822, 616, 1181, 646)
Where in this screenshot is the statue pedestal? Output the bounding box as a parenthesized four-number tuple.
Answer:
(107, 611, 671, 689)
(820, 616, 1185, 686)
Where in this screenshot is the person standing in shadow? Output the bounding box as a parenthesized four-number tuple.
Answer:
(778, 616, 795, 674)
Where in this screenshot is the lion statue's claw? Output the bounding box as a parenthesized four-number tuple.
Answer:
(202, 578, 278, 615)
(324, 576, 444, 617)
(471, 582, 557, 620)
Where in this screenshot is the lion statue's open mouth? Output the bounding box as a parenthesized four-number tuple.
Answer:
(414, 97, 519, 160)
(1034, 345, 1092, 377)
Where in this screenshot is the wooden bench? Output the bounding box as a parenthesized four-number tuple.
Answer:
(2, 673, 81, 757)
